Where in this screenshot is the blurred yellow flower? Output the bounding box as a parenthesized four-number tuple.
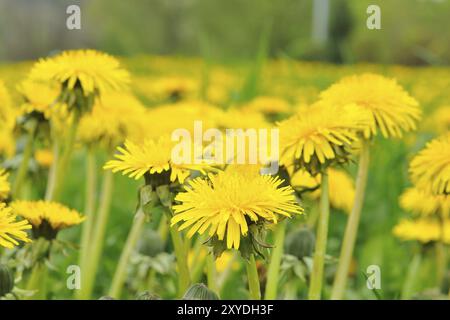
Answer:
(0, 80, 15, 130)
(148, 76, 198, 101)
(215, 251, 239, 273)
(35, 149, 54, 168)
(104, 135, 211, 184)
(393, 218, 450, 244)
(320, 73, 421, 138)
(0, 203, 31, 248)
(400, 187, 450, 218)
(0, 169, 10, 200)
(425, 106, 450, 135)
(171, 166, 303, 249)
(242, 96, 291, 115)
(218, 108, 269, 130)
(11, 200, 84, 239)
(0, 129, 15, 158)
(278, 103, 370, 174)
(28, 50, 130, 96)
(410, 134, 450, 195)
(291, 168, 355, 214)
(145, 101, 224, 139)
(78, 92, 147, 149)
(17, 80, 67, 119)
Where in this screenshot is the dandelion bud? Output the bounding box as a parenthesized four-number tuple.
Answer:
(137, 229, 164, 257)
(183, 283, 219, 300)
(139, 185, 159, 217)
(156, 185, 172, 208)
(285, 227, 315, 260)
(135, 291, 161, 300)
(0, 264, 14, 297)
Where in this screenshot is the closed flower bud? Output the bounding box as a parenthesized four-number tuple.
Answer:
(137, 229, 164, 257)
(183, 283, 219, 300)
(285, 227, 315, 260)
(135, 291, 161, 300)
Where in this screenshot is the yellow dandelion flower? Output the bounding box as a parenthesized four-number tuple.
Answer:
(400, 187, 450, 219)
(35, 149, 54, 168)
(17, 80, 66, 119)
(410, 134, 450, 195)
(291, 168, 355, 214)
(171, 166, 303, 250)
(78, 92, 147, 148)
(320, 73, 421, 138)
(28, 50, 130, 96)
(0, 169, 10, 200)
(0, 203, 31, 248)
(10, 200, 84, 239)
(278, 103, 370, 174)
(104, 135, 211, 185)
(393, 218, 450, 244)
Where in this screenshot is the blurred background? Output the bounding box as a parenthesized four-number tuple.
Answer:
(0, 0, 449, 65)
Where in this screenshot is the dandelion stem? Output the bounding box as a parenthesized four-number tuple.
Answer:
(169, 223, 191, 297)
(331, 142, 370, 300)
(401, 250, 422, 299)
(436, 217, 447, 288)
(26, 262, 48, 300)
(435, 241, 447, 287)
(308, 170, 330, 300)
(46, 110, 80, 201)
(78, 170, 114, 299)
(26, 238, 50, 300)
(76, 149, 97, 299)
(246, 254, 261, 300)
(206, 251, 217, 294)
(264, 219, 287, 300)
(109, 209, 146, 298)
(12, 120, 37, 199)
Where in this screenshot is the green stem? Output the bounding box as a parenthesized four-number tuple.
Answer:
(264, 219, 287, 300)
(400, 250, 422, 300)
(78, 170, 114, 300)
(12, 120, 37, 199)
(109, 209, 146, 299)
(331, 142, 370, 300)
(26, 262, 48, 300)
(206, 251, 217, 294)
(44, 137, 60, 201)
(246, 254, 261, 300)
(169, 223, 191, 297)
(284, 280, 298, 300)
(308, 171, 330, 300)
(75, 149, 97, 299)
(26, 238, 50, 300)
(190, 237, 207, 284)
(46, 110, 80, 201)
(436, 217, 447, 288)
(435, 241, 447, 287)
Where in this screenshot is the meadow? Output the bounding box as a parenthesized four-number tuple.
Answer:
(0, 52, 449, 300)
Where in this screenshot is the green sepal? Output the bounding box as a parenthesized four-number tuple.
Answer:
(139, 185, 159, 218)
